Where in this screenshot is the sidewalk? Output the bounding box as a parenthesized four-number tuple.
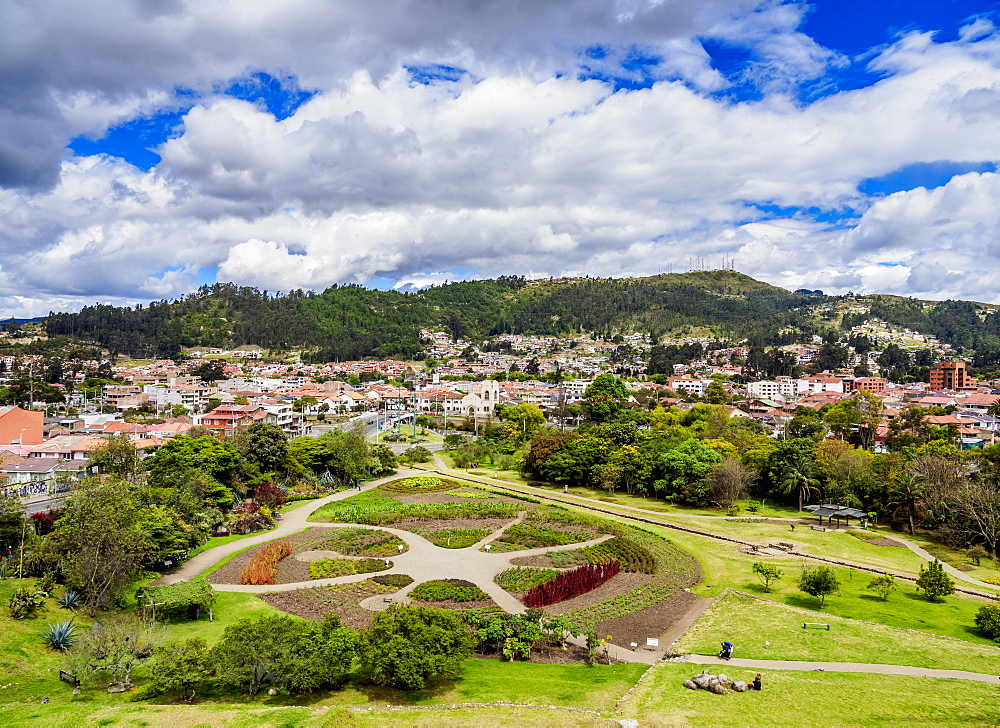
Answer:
(679, 654, 999, 684)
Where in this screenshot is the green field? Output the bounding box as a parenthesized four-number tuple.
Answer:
(619, 662, 1000, 726)
(676, 590, 1000, 673)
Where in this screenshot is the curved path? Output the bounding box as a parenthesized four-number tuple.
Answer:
(879, 532, 999, 590)
(153, 467, 429, 585)
(678, 654, 999, 684)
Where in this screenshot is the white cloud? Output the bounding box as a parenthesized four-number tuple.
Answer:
(1, 2, 1000, 315)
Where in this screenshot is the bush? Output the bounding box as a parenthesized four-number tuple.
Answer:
(798, 566, 840, 608)
(57, 590, 82, 610)
(915, 560, 954, 602)
(9, 586, 47, 619)
(358, 604, 475, 689)
(974, 604, 1000, 642)
(240, 541, 292, 585)
(523, 561, 620, 608)
(410, 579, 489, 602)
(888, 519, 906, 532)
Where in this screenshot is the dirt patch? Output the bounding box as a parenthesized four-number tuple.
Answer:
(868, 538, 906, 548)
(955, 564, 975, 572)
(258, 581, 394, 629)
(595, 590, 702, 649)
(392, 516, 513, 533)
(545, 572, 652, 614)
(389, 491, 526, 507)
(472, 643, 597, 665)
(410, 596, 499, 610)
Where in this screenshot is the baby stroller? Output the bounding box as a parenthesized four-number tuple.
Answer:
(718, 641, 734, 660)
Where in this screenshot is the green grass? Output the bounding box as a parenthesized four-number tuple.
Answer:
(676, 590, 1000, 673)
(145, 591, 298, 644)
(620, 662, 1000, 726)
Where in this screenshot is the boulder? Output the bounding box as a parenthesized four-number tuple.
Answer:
(710, 680, 729, 695)
(707, 677, 720, 691)
(731, 680, 747, 692)
(692, 673, 712, 689)
(717, 674, 729, 684)
(682, 679, 698, 690)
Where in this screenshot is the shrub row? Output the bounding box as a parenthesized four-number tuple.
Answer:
(240, 541, 293, 585)
(580, 537, 656, 574)
(523, 560, 620, 608)
(410, 579, 490, 602)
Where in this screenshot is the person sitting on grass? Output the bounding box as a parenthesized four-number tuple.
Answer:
(751, 674, 762, 691)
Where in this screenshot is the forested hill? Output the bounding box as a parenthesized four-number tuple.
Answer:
(44, 272, 818, 360)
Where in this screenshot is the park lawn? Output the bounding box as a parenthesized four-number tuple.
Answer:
(619, 662, 1000, 726)
(654, 517, 929, 576)
(0, 704, 612, 727)
(152, 591, 299, 644)
(675, 590, 1000, 673)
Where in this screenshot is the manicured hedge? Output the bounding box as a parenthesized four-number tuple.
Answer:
(523, 560, 620, 608)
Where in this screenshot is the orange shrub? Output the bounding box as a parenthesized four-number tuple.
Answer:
(240, 540, 293, 585)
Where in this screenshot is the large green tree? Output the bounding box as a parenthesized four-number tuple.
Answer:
(582, 373, 630, 422)
(145, 435, 244, 489)
(358, 604, 475, 690)
(231, 422, 289, 473)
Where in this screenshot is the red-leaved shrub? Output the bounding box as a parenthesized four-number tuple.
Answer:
(240, 540, 293, 585)
(523, 560, 620, 607)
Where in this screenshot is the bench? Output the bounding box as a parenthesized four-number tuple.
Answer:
(811, 526, 826, 531)
(803, 622, 830, 630)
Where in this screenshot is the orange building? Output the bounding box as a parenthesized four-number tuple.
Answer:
(0, 406, 44, 446)
(929, 361, 969, 391)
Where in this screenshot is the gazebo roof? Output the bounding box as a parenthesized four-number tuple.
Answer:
(804, 503, 868, 519)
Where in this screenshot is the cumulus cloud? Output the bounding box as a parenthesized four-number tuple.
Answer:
(1, 1, 1000, 315)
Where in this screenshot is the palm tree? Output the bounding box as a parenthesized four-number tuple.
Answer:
(888, 472, 927, 536)
(780, 455, 822, 512)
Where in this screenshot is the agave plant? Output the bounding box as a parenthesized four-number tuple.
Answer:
(41, 620, 79, 651)
(57, 591, 81, 610)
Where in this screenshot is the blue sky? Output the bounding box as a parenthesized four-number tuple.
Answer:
(1, 0, 999, 316)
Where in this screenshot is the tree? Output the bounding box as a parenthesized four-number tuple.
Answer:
(866, 573, 897, 601)
(89, 433, 142, 480)
(357, 604, 475, 689)
(55, 478, 155, 613)
(0, 494, 29, 555)
(582, 373, 630, 423)
(655, 439, 723, 504)
(277, 615, 357, 694)
(144, 435, 244, 489)
(949, 483, 1000, 557)
(752, 562, 783, 592)
(497, 403, 546, 436)
(66, 615, 159, 689)
(231, 422, 288, 473)
(707, 457, 757, 512)
(399, 445, 432, 465)
(211, 615, 288, 696)
(915, 560, 954, 602)
(151, 638, 212, 701)
(974, 604, 1000, 642)
(779, 455, 821, 511)
(798, 566, 840, 607)
(887, 472, 927, 536)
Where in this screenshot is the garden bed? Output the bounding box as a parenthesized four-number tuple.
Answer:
(408, 579, 498, 610)
(257, 580, 395, 629)
(473, 643, 596, 666)
(593, 589, 702, 648)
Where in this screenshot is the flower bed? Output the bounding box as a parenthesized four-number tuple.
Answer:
(315, 527, 407, 556)
(311, 490, 519, 525)
(240, 540, 293, 585)
(308, 557, 390, 579)
(410, 579, 490, 602)
(581, 536, 656, 574)
(524, 561, 620, 608)
(416, 527, 491, 548)
(495, 566, 559, 593)
(381, 476, 460, 494)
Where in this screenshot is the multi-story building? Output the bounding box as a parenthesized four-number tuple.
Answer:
(929, 361, 969, 390)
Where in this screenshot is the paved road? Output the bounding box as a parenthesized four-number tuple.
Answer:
(679, 654, 1000, 684)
